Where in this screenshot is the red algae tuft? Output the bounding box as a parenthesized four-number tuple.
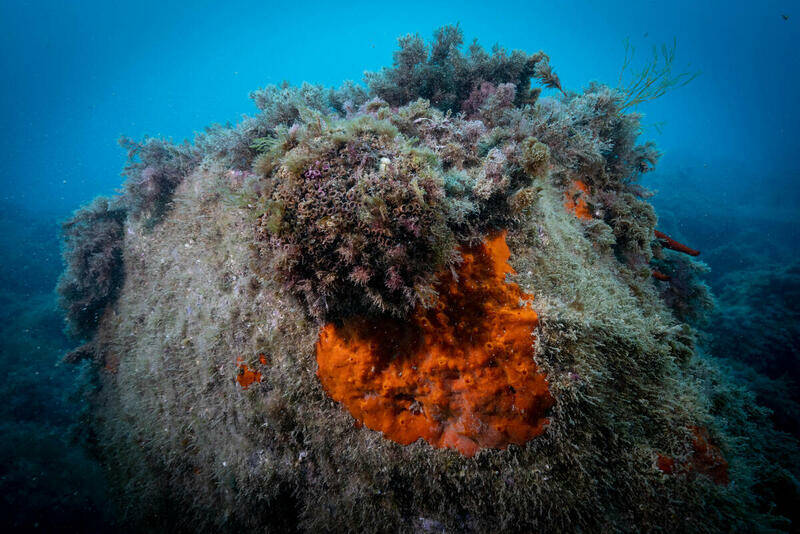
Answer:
(316, 231, 554, 457)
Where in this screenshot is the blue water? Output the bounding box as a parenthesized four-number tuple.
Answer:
(2, 1, 798, 213)
(1, 0, 798, 530)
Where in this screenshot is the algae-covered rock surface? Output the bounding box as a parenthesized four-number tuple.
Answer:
(59, 26, 799, 533)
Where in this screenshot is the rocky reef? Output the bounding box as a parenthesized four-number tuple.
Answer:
(59, 26, 799, 532)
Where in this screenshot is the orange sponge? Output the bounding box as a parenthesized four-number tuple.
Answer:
(564, 180, 592, 220)
(316, 231, 554, 456)
(656, 426, 729, 485)
(236, 357, 262, 389)
(687, 426, 729, 485)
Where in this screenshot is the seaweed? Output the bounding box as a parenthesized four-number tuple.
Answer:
(120, 136, 200, 225)
(364, 24, 562, 113)
(617, 37, 700, 112)
(57, 196, 127, 340)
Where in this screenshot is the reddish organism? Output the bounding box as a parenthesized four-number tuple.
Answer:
(236, 357, 263, 389)
(652, 270, 671, 281)
(656, 426, 729, 485)
(654, 230, 700, 256)
(316, 231, 554, 457)
(564, 180, 592, 220)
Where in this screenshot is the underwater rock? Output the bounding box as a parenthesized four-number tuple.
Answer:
(61, 25, 798, 533)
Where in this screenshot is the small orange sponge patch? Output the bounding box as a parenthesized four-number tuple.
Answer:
(657, 426, 729, 485)
(316, 231, 554, 457)
(564, 180, 592, 220)
(236, 357, 262, 389)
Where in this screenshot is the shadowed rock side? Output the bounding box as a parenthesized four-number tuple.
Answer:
(60, 26, 798, 534)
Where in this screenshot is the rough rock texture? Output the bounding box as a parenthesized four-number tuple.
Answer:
(64, 26, 798, 533)
(81, 161, 770, 532)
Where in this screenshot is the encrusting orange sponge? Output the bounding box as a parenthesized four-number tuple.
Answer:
(316, 231, 554, 457)
(236, 357, 263, 389)
(564, 180, 592, 220)
(656, 426, 729, 485)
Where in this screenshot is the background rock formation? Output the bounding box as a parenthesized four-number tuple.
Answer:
(58, 26, 799, 533)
